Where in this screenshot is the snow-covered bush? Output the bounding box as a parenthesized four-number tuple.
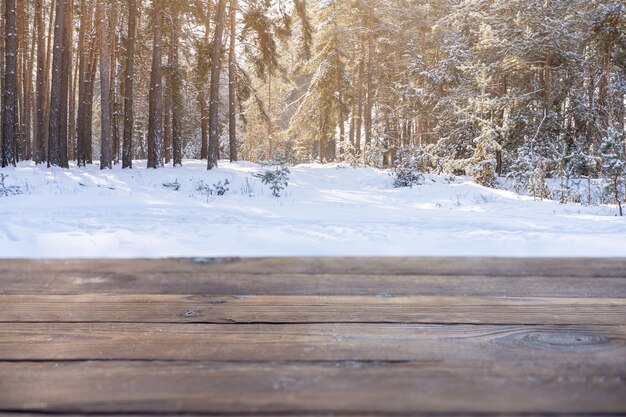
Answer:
(391, 147, 424, 188)
(600, 128, 625, 216)
(0, 174, 22, 197)
(555, 145, 596, 204)
(362, 141, 386, 168)
(466, 128, 501, 188)
(338, 142, 360, 167)
(508, 139, 553, 200)
(261, 165, 290, 197)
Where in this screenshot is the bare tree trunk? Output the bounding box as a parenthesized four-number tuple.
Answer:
(2, 0, 17, 167)
(267, 73, 272, 160)
(122, 0, 138, 168)
(364, 9, 374, 147)
(15, 0, 23, 161)
(18, 0, 32, 161)
(97, 0, 112, 169)
(34, 0, 45, 163)
(47, 0, 66, 167)
(162, 24, 172, 164)
(76, 0, 95, 166)
(147, 0, 163, 168)
(207, 0, 226, 170)
(109, 1, 120, 164)
(75, 0, 86, 166)
(58, 0, 72, 167)
(171, 4, 182, 167)
(355, 37, 365, 153)
(228, 0, 237, 162)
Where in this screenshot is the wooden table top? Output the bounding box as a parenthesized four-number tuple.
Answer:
(1, 257, 625, 415)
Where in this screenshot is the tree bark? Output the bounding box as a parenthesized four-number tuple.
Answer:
(58, 0, 72, 167)
(228, 0, 237, 162)
(122, 0, 138, 168)
(171, 4, 182, 167)
(355, 37, 365, 153)
(364, 8, 374, 147)
(34, 0, 45, 163)
(47, 0, 66, 167)
(97, 0, 112, 169)
(147, 0, 163, 168)
(2, 0, 17, 167)
(76, 0, 96, 166)
(207, 0, 227, 170)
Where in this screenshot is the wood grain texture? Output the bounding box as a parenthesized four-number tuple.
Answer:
(1, 258, 625, 415)
(1, 260, 625, 297)
(1, 294, 625, 325)
(1, 323, 624, 363)
(3, 257, 626, 277)
(1, 360, 624, 414)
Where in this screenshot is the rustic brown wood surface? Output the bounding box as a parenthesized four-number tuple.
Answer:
(0, 258, 625, 416)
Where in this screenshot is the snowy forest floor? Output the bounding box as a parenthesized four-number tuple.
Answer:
(1, 160, 624, 258)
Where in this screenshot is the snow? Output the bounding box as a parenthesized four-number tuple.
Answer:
(1, 159, 625, 258)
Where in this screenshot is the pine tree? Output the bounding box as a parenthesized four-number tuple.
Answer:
(147, 0, 163, 169)
(122, 0, 139, 169)
(2, 0, 18, 167)
(600, 128, 625, 216)
(207, 0, 227, 170)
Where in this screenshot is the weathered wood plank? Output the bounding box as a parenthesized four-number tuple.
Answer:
(3, 257, 626, 277)
(2, 294, 625, 325)
(1, 323, 624, 363)
(0, 411, 552, 417)
(1, 267, 625, 297)
(0, 411, 576, 417)
(1, 360, 624, 414)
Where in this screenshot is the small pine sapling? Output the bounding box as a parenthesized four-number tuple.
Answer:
(392, 147, 424, 188)
(261, 165, 290, 197)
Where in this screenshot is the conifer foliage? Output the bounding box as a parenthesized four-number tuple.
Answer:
(0, 0, 622, 207)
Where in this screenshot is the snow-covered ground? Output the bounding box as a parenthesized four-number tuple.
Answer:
(1, 159, 625, 258)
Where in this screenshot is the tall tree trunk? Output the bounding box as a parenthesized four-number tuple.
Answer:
(47, 0, 66, 167)
(196, 3, 211, 160)
(76, 0, 95, 166)
(15, 0, 23, 161)
(355, 37, 365, 153)
(227, 0, 237, 162)
(22, 0, 34, 161)
(364, 10, 374, 147)
(18, 0, 31, 161)
(2, 0, 17, 167)
(34, 0, 45, 163)
(147, 0, 163, 168)
(109, 1, 120, 164)
(58, 0, 72, 167)
(43, 0, 54, 153)
(207, 0, 226, 170)
(267, 73, 272, 160)
(97, 0, 112, 169)
(75, 0, 86, 166)
(163, 28, 172, 164)
(171, 4, 182, 167)
(122, 0, 138, 168)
